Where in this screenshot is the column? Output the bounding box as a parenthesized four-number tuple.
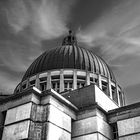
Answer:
(47, 72, 51, 90)
(92, 74, 96, 83)
(19, 83, 22, 93)
(122, 92, 125, 106)
(60, 69, 64, 92)
(86, 72, 90, 86)
(116, 85, 121, 106)
(26, 78, 30, 89)
(35, 74, 40, 89)
(54, 83, 57, 92)
(98, 74, 102, 89)
(0, 111, 6, 139)
(73, 70, 77, 89)
(108, 78, 112, 99)
(67, 82, 70, 90)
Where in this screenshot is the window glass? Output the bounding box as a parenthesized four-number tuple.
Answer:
(52, 81, 60, 92)
(22, 83, 27, 90)
(40, 82, 47, 91)
(90, 77, 94, 84)
(119, 91, 123, 106)
(40, 77, 47, 82)
(102, 81, 108, 95)
(95, 78, 98, 85)
(112, 86, 118, 104)
(29, 80, 35, 87)
(0, 111, 7, 139)
(112, 123, 118, 139)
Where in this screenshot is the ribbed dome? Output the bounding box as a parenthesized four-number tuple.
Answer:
(15, 31, 124, 107)
(22, 44, 115, 81)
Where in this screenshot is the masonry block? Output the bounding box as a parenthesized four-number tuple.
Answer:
(118, 116, 140, 137)
(72, 133, 98, 140)
(48, 104, 71, 132)
(29, 121, 46, 140)
(5, 103, 32, 125)
(72, 116, 98, 137)
(46, 122, 71, 140)
(2, 120, 30, 140)
(119, 133, 140, 140)
(31, 103, 48, 122)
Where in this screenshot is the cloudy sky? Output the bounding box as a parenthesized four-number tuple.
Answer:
(0, 0, 140, 105)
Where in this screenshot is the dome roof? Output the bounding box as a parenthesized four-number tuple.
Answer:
(22, 44, 115, 82)
(15, 31, 124, 107)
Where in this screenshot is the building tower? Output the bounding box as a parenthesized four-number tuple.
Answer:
(1, 31, 139, 140)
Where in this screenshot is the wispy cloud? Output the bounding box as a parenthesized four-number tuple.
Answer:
(77, 0, 140, 87)
(0, 71, 18, 94)
(77, 0, 140, 59)
(6, 0, 75, 40)
(0, 40, 41, 72)
(0, 38, 42, 94)
(0, 0, 76, 94)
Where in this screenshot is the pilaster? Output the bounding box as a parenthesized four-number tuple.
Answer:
(98, 74, 102, 89)
(60, 69, 64, 92)
(73, 70, 77, 89)
(47, 72, 51, 89)
(86, 71, 90, 86)
(35, 74, 40, 89)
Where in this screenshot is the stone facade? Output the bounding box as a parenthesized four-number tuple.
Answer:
(0, 87, 77, 140)
(0, 85, 140, 140)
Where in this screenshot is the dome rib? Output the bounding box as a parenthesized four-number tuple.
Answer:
(77, 46, 83, 69)
(73, 45, 77, 68)
(91, 53, 98, 73)
(63, 45, 69, 68)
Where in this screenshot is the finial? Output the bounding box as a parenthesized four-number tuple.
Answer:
(62, 30, 77, 45)
(69, 30, 72, 35)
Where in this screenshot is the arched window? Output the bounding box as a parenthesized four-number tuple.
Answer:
(95, 78, 98, 85)
(77, 75, 86, 88)
(112, 85, 118, 104)
(90, 77, 94, 84)
(119, 91, 123, 106)
(40, 77, 47, 91)
(29, 80, 35, 87)
(51, 75, 60, 92)
(22, 83, 27, 90)
(52, 81, 60, 92)
(15, 85, 20, 93)
(111, 123, 118, 139)
(102, 81, 108, 95)
(64, 75, 73, 91)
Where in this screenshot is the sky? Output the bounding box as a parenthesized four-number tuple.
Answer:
(0, 0, 140, 105)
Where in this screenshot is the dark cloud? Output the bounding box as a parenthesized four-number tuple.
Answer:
(5, 0, 76, 40)
(125, 84, 140, 105)
(0, 0, 77, 94)
(71, 0, 120, 29)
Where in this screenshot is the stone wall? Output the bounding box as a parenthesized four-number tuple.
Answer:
(108, 102, 140, 140)
(29, 103, 72, 140)
(118, 116, 140, 139)
(72, 107, 112, 140)
(0, 89, 76, 140)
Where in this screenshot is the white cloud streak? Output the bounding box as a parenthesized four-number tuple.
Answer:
(6, 0, 75, 40)
(0, 36, 42, 94)
(77, 0, 140, 87)
(0, 71, 18, 94)
(0, 40, 41, 72)
(77, 0, 140, 60)
(0, 0, 76, 94)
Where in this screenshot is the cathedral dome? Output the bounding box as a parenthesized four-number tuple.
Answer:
(15, 31, 123, 106)
(22, 43, 115, 82)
